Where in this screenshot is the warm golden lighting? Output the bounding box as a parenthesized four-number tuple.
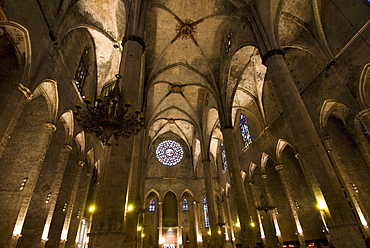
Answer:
(127, 205, 134, 212)
(141, 233, 145, 238)
(137, 226, 142, 231)
(317, 200, 327, 210)
(218, 230, 222, 234)
(235, 222, 240, 228)
(251, 221, 255, 227)
(207, 231, 211, 235)
(89, 205, 96, 213)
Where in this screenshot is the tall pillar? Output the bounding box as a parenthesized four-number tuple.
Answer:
(59, 161, 85, 247)
(274, 165, 306, 247)
(9, 122, 56, 248)
(202, 159, 223, 248)
(158, 201, 163, 246)
(221, 127, 254, 247)
(88, 34, 145, 247)
(88, 144, 128, 247)
(262, 51, 364, 247)
(321, 136, 370, 237)
(40, 144, 73, 247)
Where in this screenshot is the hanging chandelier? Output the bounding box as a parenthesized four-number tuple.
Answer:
(73, 74, 144, 144)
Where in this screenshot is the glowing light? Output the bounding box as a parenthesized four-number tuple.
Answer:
(127, 205, 133, 212)
(235, 222, 240, 228)
(13, 225, 22, 236)
(137, 226, 142, 231)
(359, 213, 368, 226)
(207, 230, 211, 235)
(218, 230, 222, 234)
(89, 205, 96, 213)
(60, 229, 68, 241)
(141, 233, 145, 238)
(297, 225, 303, 234)
(317, 200, 327, 210)
(250, 221, 255, 227)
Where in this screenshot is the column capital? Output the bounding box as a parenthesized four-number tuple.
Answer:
(122, 35, 146, 53)
(45, 122, 57, 132)
(275, 165, 284, 170)
(18, 83, 32, 101)
(262, 49, 284, 65)
(63, 144, 73, 151)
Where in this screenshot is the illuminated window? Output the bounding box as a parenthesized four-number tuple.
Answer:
(73, 46, 90, 93)
(148, 199, 156, 212)
(240, 114, 252, 148)
(156, 140, 184, 166)
(182, 199, 189, 211)
(203, 198, 209, 228)
(221, 142, 227, 171)
(225, 33, 232, 53)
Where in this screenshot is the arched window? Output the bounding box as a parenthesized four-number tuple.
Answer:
(73, 46, 90, 93)
(240, 114, 252, 148)
(203, 198, 209, 228)
(182, 198, 189, 211)
(221, 142, 227, 171)
(148, 199, 156, 212)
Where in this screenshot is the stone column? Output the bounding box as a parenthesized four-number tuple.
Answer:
(8, 122, 56, 248)
(88, 144, 127, 247)
(202, 159, 223, 247)
(221, 127, 254, 247)
(158, 201, 163, 246)
(38, 144, 73, 247)
(321, 136, 370, 237)
(274, 165, 306, 247)
(59, 161, 85, 247)
(263, 51, 364, 247)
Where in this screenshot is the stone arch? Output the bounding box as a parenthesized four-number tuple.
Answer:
(33, 80, 59, 123)
(75, 131, 86, 155)
(0, 21, 32, 82)
(59, 110, 74, 146)
(276, 139, 295, 165)
(319, 100, 352, 135)
(260, 152, 270, 176)
(359, 63, 370, 108)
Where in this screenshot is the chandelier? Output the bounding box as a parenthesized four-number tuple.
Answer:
(74, 74, 144, 144)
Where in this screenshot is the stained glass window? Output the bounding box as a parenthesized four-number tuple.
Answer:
(182, 199, 189, 211)
(225, 33, 232, 53)
(240, 114, 252, 148)
(73, 46, 90, 93)
(148, 199, 156, 212)
(156, 140, 184, 166)
(221, 142, 227, 171)
(203, 198, 209, 228)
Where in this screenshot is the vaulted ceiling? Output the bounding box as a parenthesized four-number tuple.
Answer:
(76, 0, 330, 160)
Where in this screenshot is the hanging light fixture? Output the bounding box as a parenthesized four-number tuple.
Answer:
(73, 74, 144, 145)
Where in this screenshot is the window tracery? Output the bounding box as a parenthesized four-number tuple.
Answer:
(156, 140, 184, 166)
(73, 46, 90, 93)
